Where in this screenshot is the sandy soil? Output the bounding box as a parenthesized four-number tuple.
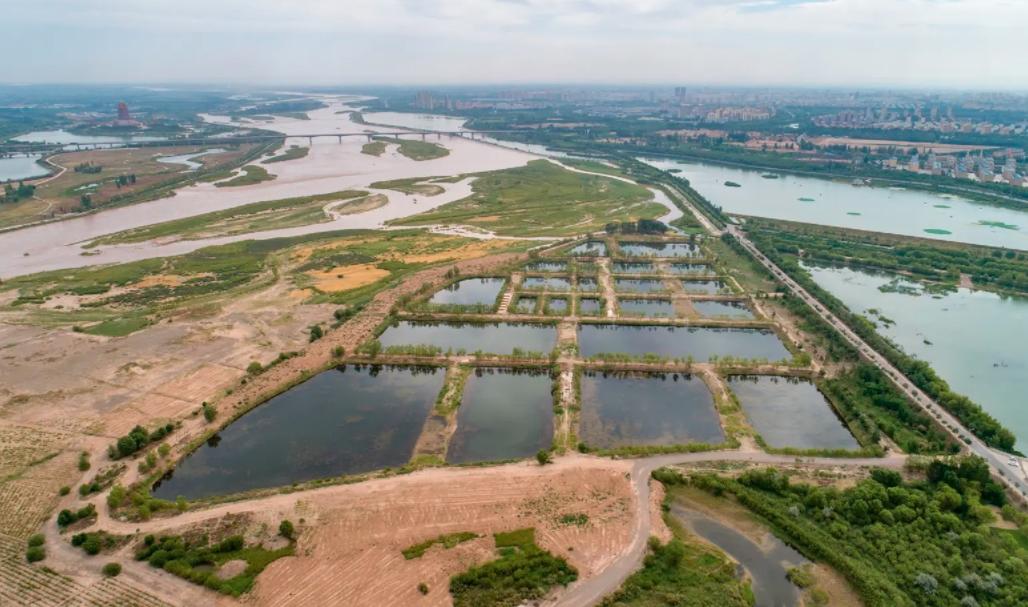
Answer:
(246, 459, 634, 607)
(306, 263, 391, 292)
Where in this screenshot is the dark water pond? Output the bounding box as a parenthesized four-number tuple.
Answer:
(446, 368, 554, 464)
(578, 324, 791, 361)
(579, 371, 723, 448)
(578, 298, 603, 315)
(694, 300, 755, 319)
(619, 298, 674, 317)
(522, 276, 572, 291)
(380, 321, 556, 355)
(615, 278, 667, 293)
(546, 297, 569, 314)
(152, 365, 442, 499)
(576, 277, 599, 292)
(513, 296, 539, 314)
(612, 262, 655, 274)
(667, 263, 712, 275)
(429, 278, 505, 306)
(727, 376, 859, 450)
(619, 241, 700, 258)
(680, 279, 729, 294)
(569, 241, 608, 256)
(670, 503, 806, 607)
(525, 261, 567, 273)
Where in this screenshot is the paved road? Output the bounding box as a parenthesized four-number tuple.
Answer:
(726, 224, 1028, 500)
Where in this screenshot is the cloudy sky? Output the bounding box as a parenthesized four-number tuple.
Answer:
(4, 0, 1027, 89)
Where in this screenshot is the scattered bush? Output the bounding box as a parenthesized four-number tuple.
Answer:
(109, 424, 174, 459)
(309, 325, 323, 342)
(279, 520, 294, 540)
(27, 534, 45, 548)
(246, 361, 263, 375)
(102, 562, 122, 577)
(26, 546, 45, 563)
(536, 450, 553, 465)
(57, 503, 96, 527)
(78, 451, 91, 471)
(418, 583, 429, 595)
(203, 402, 217, 423)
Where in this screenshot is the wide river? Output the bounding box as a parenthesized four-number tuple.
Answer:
(641, 157, 1028, 250)
(806, 264, 1028, 448)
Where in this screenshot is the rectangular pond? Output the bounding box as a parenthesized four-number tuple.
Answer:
(578, 297, 603, 315)
(522, 276, 572, 291)
(525, 261, 567, 273)
(569, 240, 608, 256)
(513, 295, 539, 314)
(578, 324, 791, 361)
(580, 371, 724, 448)
(612, 262, 655, 274)
(618, 241, 700, 258)
(576, 277, 599, 292)
(667, 263, 712, 275)
(614, 278, 667, 293)
(545, 297, 569, 314)
(727, 376, 859, 450)
(379, 321, 556, 355)
(446, 368, 555, 464)
(152, 365, 443, 500)
(619, 298, 674, 318)
(693, 300, 755, 320)
(428, 277, 505, 307)
(680, 279, 729, 294)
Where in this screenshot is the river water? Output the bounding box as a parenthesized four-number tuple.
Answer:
(806, 264, 1028, 448)
(0, 154, 50, 182)
(640, 157, 1028, 250)
(13, 130, 166, 145)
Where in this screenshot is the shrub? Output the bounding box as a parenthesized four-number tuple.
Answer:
(82, 536, 102, 556)
(279, 520, 294, 540)
(59, 486, 70, 496)
(26, 546, 45, 563)
(27, 534, 45, 548)
(202, 402, 217, 423)
(418, 583, 429, 595)
(102, 562, 122, 577)
(246, 361, 263, 375)
(78, 452, 91, 471)
(332, 346, 345, 357)
(536, 450, 553, 465)
(309, 325, 324, 342)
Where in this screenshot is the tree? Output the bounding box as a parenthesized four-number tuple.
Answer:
(279, 519, 295, 540)
(25, 546, 45, 563)
(202, 402, 217, 423)
(102, 562, 122, 577)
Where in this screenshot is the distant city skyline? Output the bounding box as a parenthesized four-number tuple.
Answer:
(4, 0, 1028, 90)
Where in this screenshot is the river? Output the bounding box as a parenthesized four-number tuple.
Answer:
(805, 264, 1028, 448)
(640, 157, 1028, 250)
(13, 130, 167, 146)
(0, 154, 50, 182)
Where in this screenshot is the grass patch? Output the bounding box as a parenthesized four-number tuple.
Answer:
(264, 146, 309, 163)
(370, 177, 446, 196)
(392, 160, 665, 237)
(450, 528, 577, 607)
(215, 165, 275, 188)
(81, 315, 151, 337)
(375, 137, 450, 161)
(402, 532, 478, 559)
(361, 141, 387, 156)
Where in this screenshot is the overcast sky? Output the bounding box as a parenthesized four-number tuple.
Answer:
(4, 0, 1027, 90)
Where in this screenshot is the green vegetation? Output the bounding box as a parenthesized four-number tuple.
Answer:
(449, 528, 577, 607)
(746, 218, 1028, 294)
(374, 137, 450, 161)
(82, 316, 152, 337)
(215, 165, 275, 188)
(26, 535, 46, 563)
(278, 520, 294, 540)
(135, 533, 294, 597)
(604, 219, 669, 235)
(102, 562, 122, 577)
(361, 141, 387, 156)
(536, 449, 553, 465)
(91, 189, 368, 245)
(600, 535, 752, 607)
(71, 531, 122, 556)
(202, 402, 217, 423)
(689, 457, 1027, 607)
(370, 177, 446, 196)
(747, 225, 1019, 452)
(393, 160, 665, 237)
(77, 451, 90, 471)
(109, 423, 174, 459)
(402, 532, 478, 559)
(264, 146, 309, 163)
(2, 181, 36, 203)
(57, 503, 96, 528)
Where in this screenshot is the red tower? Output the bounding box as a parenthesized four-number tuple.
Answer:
(117, 102, 131, 121)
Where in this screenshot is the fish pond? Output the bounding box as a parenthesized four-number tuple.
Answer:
(727, 375, 859, 450)
(615, 278, 667, 293)
(612, 262, 655, 274)
(618, 241, 700, 258)
(545, 297, 569, 314)
(693, 300, 755, 319)
(619, 298, 674, 318)
(578, 324, 791, 361)
(522, 276, 572, 291)
(667, 263, 712, 275)
(578, 298, 603, 315)
(576, 277, 599, 292)
(513, 296, 539, 314)
(568, 240, 608, 256)
(579, 371, 724, 449)
(428, 277, 505, 307)
(379, 321, 555, 355)
(152, 365, 442, 499)
(525, 261, 568, 273)
(680, 279, 729, 294)
(446, 368, 555, 464)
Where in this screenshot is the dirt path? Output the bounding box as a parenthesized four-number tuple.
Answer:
(597, 258, 616, 318)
